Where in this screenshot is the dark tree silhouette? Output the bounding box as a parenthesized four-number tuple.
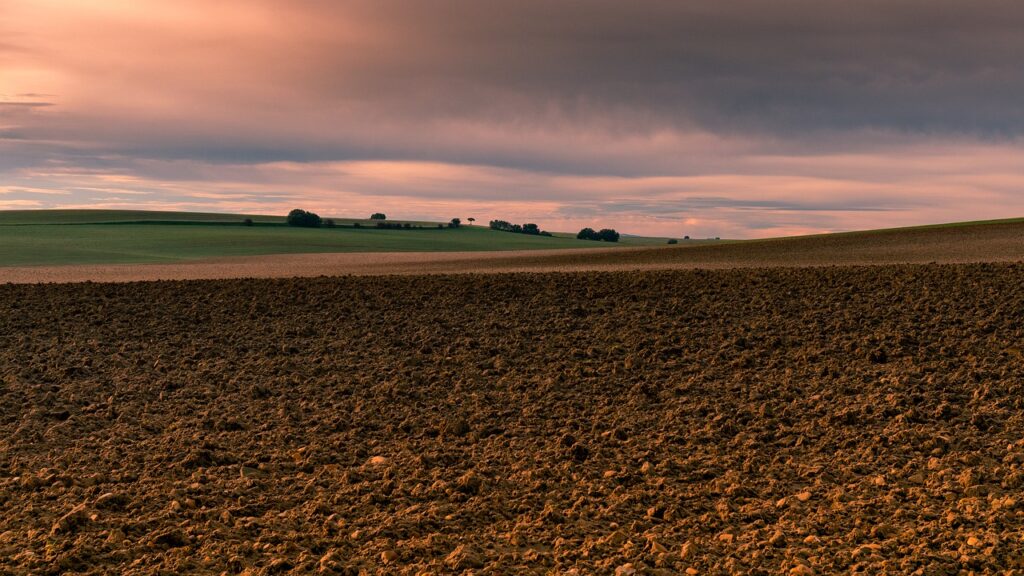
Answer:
(577, 228, 619, 242)
(287, 209, 322, 228)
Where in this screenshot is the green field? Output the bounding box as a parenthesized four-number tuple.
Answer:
(0, 210, 673, 266)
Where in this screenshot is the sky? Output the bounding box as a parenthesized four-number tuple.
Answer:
(2, 0, 1023, 238)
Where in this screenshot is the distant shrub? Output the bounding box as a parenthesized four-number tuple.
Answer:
(437, 224, 444, 229)
(242, 218, 254, 227)
(403, 222, 411, 229)
(353, 222, 361, 228)
(684, 235, 690, 240)
(667, 238, 678, 244)
(324, 218, 336, 228)
(286, 209, 322, 228)
(370, 213, 387, 220)
(448, 218, 462, 228)
(577, 227, 619, 242)
(492, 219, 552, 237)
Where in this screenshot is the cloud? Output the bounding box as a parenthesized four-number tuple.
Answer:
(2, 0, 1024, 236)
(0, 102, 53, 108)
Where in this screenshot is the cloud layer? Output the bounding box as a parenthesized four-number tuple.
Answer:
(2, 0, 1024, 237)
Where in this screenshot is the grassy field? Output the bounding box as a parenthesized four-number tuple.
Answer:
(0, 209, 446, 227)
(0, 210, 674, 266)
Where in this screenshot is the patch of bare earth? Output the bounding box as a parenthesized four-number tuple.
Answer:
(2, 264, 1024, 574)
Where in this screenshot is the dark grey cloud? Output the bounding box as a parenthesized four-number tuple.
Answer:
(9, 0, 1024, 175)
(304, 0, 1024, 136)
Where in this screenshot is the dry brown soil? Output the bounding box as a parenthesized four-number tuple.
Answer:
(3, 264, 1024, 575)
(1, 219, 1022, 283)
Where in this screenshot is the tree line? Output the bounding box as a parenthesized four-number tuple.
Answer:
(286, 209, 619, 242)
(488, 220, 552, 236)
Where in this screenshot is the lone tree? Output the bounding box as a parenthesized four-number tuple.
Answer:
(467, 217, 476, 225)
(287, 209, 322, 228)
(370, 213, 387, 220)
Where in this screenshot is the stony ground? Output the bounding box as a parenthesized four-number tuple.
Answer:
(2, 264, 1024, 575)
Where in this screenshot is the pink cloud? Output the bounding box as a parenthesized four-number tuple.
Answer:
(3, 1, 1024, 237)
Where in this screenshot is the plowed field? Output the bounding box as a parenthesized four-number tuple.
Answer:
(3, 264, 1024, 574)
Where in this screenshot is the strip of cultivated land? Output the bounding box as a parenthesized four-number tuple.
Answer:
(1, 218, 1021, 283)
(2, 264, 1023, 574)
(0, 210, 676, 269)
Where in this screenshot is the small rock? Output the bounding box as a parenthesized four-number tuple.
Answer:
(366, 456, 389, 467)
(601, 530, 628, 547)
(795, 491, 812, 502)
(769, 530, 786, 547)
(381, 550, 398, 564)
(966, 536, 981, 547)
(456, 471, 482, 495)
(615, 563, 637, 576)
(959, 468, 980, 489)
(319, 550, 342, 573)
(95, 492, 128, 510)
(239, 466, 266, 479)
(105, 528, 126, 545)
(646, 506, 664, 519)
(265, 558, 293, 574)
(680, 541, 696, 559)
(852, 543, 882, 557)
(51, 504, 89, 536)
(685, 568, 699, 575)
(149, 529, 188, 549)
(718, 532, 735, 543)
(445, 544, 483, 570)
(790, 565, 814, 576)
(443, 419, 472, 437)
